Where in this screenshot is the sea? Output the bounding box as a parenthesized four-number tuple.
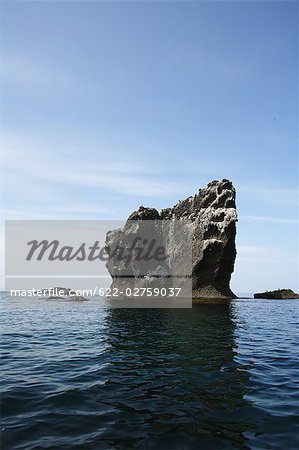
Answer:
(1, 293, 299, 449)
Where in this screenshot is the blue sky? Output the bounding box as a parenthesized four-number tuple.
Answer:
(0, 0, 298, 292)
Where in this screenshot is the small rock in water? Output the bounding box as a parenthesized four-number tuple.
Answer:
(42, 287, 88, 301)
(254, 289, 299, 299)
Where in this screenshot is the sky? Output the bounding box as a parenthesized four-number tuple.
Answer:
(0, 0, 298, 293)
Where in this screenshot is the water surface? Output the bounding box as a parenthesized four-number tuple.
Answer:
(1, 296, 298, 449)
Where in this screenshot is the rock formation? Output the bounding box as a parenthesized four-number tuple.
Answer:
(106, 179, 238, 299)
(254, 289, 299, 299)
(42, 287, 88, 301)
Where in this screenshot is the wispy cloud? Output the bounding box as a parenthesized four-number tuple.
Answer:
(0, 131, 201, 222)
(240, 215, 298, 225)
(238, 246, 269, 255)
(237, 245, 297, 263)
(0, 204, 115, 220)
(1, 51, 76, 91)
(238, 184, 298, 208)
(1, 131, 298, 222)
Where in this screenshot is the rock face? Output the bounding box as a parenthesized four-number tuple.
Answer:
(254, 289, 299, 299)
(106, 179, 238, 299)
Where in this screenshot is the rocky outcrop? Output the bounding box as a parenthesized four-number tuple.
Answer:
(106, 179, 237, 299)
(254, 289, 299, 299)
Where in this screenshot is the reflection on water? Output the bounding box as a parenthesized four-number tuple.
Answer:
(103, 305, 254, 449)
(1, 296, 299, 449)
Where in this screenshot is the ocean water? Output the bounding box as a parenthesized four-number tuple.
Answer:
(1, 295, 299, 449)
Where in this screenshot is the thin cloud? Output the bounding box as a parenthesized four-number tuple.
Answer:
(238, 184, 298, 208)
(0, 204, 115, 220)
(238, 246, 269, 255)
(240, 215, 298, 225)
(237, 245, 297, 263)
(1, 51, 77, 91)
(0, 132, 196, 206)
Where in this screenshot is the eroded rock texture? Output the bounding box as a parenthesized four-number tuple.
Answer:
(106, 179, 237, 299)
(254, 289, 299, 299)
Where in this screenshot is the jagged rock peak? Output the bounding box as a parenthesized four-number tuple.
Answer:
(106, 179, 238, 299)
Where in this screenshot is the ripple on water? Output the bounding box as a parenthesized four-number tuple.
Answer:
(1, 296, 299, 449)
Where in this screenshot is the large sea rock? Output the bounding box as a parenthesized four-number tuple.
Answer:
(106, 179, 238, 299)
(254, 289, 299, 299)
